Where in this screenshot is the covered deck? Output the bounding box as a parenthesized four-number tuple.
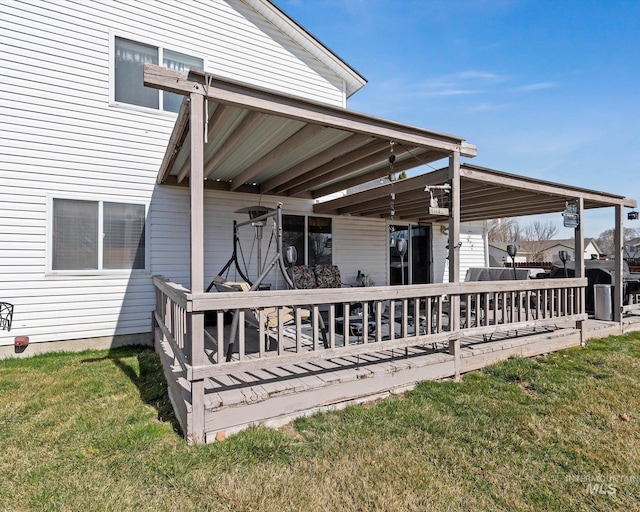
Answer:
(143, 65, 638, 444)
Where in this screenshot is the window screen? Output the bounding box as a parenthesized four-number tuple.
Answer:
(52, 199, 99, 270)
(103, 202, 146, 269)
(114, 37, 159, 109)
(52, 199, 146, 271)
(114, 37, 203, 112)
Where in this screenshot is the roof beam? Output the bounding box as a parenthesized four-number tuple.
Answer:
(285, 145, 427, 197)
(460, 201, 567, 221)
(311, 151, 447, 199)
(336, 188, 429, 215)
(157, 97, 190, 184)
(314, 168, 448, 214)
(144, 64, 476, 157)
(278, 141, 390, 195)
(260, 133, 374, 193)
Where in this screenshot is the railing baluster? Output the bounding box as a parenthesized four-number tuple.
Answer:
(329, 303, 336, 349)
(390, 299, 396, 340)
(362, 300, 369, 344)
(312, 305, 320, 351)
(258, 309, 266, 358)
(482, 292, 489, 327)
(344, 302, 350, 346)
(375, 300, 382, 342)
(402, 298, 408, 339)
(217, 311, 224, 364)
(277, 308, 284, 356)
(295, 306, 302, 353)
(238, 310, 245, 361)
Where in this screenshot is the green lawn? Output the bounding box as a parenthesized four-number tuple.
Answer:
(1, 333, 639, 511)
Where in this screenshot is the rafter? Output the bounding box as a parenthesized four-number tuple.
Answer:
(276, 141, 390, 195)
(310, 151, 446, 200)
(259, 133, 374, 193)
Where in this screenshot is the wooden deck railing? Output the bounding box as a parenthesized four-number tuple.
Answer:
(154, 276, 587, 375)
(153, 275, 587, 442)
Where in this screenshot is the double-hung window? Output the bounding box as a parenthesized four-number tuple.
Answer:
(51, 198, 146, 272)
(113, 36, 204, 112)
(283, 215, 332, 266)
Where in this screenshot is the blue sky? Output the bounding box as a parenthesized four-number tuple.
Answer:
(273, 0, 640, 239)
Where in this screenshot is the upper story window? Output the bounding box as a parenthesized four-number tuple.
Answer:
(114, 37, 204, 113)
(51, 198, 146, 272)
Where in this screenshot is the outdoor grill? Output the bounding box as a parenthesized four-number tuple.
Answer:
(545, 260, 640, 313)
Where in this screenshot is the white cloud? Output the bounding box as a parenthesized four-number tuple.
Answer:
(457, 70, 506, 81)
(516, 82, 556, 91)
(419, 88, 482, 97)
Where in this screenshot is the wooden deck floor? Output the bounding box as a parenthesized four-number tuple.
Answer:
(158, 314, 640, 443)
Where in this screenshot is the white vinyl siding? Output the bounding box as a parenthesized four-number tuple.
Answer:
(0, 0, 348, 347)
(334, 217, 388, 287)
(437, 222, 488, 283)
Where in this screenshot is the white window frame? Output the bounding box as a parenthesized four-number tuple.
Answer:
(46, 194, 150, 276)
(108, 32, 206, 115)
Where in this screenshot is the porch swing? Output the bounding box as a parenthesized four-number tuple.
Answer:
(205, 203, 294, 292)
(206, 202, 328, 361)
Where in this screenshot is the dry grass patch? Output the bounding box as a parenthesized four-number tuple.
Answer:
(1, 334, 639, 511)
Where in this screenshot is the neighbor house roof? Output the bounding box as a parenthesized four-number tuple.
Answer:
(543, 238, 601, 252)
(489, 242, 532, 255)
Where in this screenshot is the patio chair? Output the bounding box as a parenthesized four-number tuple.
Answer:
(0, 302, 13, 331)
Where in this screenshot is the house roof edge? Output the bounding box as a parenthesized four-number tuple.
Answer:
(243, 0, 367, 98)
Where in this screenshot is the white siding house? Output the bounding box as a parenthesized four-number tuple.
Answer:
(0, 0, 486, 355)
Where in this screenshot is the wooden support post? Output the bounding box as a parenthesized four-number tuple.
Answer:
(188, 90, 206, 444)
(574, 197, 586, 346)
(448, 151, 461, 379)
(614, 204, 624, 323)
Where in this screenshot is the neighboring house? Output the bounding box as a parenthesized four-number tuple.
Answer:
(489, 239, 602, 266)
(624, 238, 640, 259)
(0, 0, 487, 355)
(541, 238, 602, 263)
(488, 242, 531, 265)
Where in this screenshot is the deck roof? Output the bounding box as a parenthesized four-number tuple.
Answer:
(315, 163, 637, 221)
(144, 64, 476, 199)
(144, 64, 635, 221)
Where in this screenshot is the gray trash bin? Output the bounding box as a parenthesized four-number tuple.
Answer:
(594, 284, 613, 321)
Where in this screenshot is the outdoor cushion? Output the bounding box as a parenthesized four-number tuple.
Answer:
(262, 306, 309, 328)
(314, 264, 341, 288)
(293, 265, 317, 289)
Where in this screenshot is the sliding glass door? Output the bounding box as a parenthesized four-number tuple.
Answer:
(389, 224, 432, 285)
